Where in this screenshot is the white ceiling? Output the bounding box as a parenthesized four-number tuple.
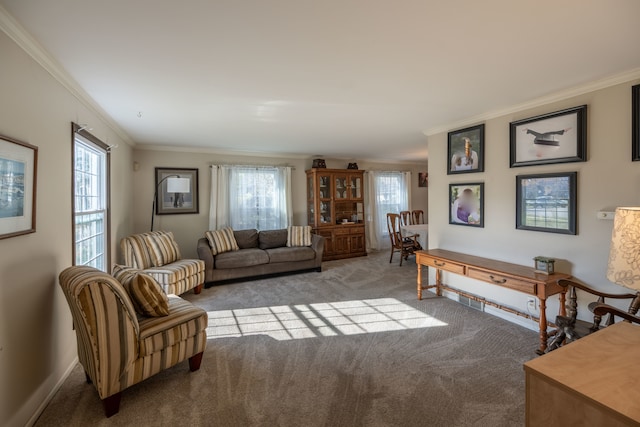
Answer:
(2, 0, 640, 161)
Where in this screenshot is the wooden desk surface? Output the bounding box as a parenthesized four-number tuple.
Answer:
(524, 322, 640, 423)
(417, 249, 568, 285)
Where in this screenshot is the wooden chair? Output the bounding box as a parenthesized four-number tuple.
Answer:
(412, 209, 425, 224)
(387, 213, 421, 266)
(546, 279, 640, 352)
(399, 211, 413, 226)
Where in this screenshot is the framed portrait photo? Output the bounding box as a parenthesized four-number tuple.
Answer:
(449, 183, 484, 228)
(510, 105, 587, 167)
(155, 167, 199, 215)
(418, 172, 428, 188)
(516, 172, 577, 235)
(633, 84, 640, 161)
(448, 124, 484, 174)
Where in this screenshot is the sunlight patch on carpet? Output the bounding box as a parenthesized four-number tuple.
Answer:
(206, 298, 447, 341)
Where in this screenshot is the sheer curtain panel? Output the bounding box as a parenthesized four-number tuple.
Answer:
(209, 165, 292, 231)
(364, 171, 411, 250)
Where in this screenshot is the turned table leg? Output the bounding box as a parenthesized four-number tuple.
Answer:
(435, 269, 442, 297)
(417, 263, 423, 300)
(537, 297, 548, 355)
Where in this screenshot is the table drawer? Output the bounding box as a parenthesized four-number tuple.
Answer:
(420, 257, 465, 275)
(468, 268, 536, 294)
(334, 227, 350, 235)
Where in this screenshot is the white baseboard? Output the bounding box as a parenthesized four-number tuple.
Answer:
(24, 357, 78, 427)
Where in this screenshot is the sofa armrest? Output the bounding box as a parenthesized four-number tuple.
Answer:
(311, 234, 325, 261)
(197, 238, 214, 271)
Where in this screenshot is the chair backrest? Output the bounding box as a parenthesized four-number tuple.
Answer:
(121, 231, 182, 269)
(412, 210, 425, 224)
(399, 211, 412, 226)
(386, 213, 403, 249)
(59, 266, 140, 399)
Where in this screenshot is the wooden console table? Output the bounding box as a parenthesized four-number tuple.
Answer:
(416, 249, 571, 354)
(524, 322, 640, 426)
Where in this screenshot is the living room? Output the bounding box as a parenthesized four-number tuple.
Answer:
(2, 1, 640, 426)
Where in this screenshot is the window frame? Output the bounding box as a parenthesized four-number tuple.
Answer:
(71, 123, 111, 270)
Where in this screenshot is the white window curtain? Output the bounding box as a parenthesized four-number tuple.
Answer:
(209, 165, 292, 231)
(364, 171, 411, 250)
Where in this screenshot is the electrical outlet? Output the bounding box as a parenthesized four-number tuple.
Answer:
(526, 297, 537, 314)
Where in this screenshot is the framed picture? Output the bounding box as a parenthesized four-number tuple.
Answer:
(633, 84, 640, 161)
(0, 134, 38, 239)
(449, 183, 484, 227)
(510, 105, 587, 167)
(516, 172, 577, 235)
(155, 167, 199, 215)
(418, 172, 428, 188)
(448, 124, 484, 174)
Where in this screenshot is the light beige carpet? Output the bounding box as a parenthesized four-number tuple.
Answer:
(35, 251, 538, 426)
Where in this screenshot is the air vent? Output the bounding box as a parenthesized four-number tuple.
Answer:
(458, 295, 484, 312)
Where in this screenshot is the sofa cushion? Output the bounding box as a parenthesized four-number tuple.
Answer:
(258, 229, 288, 249)
(144, 231, 181, 267)
(287, 225, 312, 247)
(137, 295, 207, 357)
(267, 247, 316, 263)
(206, 227, 239, 255)
(234, 229, 259, 249)
(215, 248, 269, 269)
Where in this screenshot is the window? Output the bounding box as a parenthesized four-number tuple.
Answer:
(374, 172, 410, 236)
(73, 125, 110, 270)
(364, 171, 411, 250)
(210, 165, 292, 231)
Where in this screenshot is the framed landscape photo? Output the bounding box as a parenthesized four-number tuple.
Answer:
(510, 105, 587, 167)
(155, 167, 199, 215)
(448, 124, 484, 175)
(449, 183, 484, 227)
(516, 172, 577, 235)
(633, 84, 640, 161)
(0, 135, 38, 239)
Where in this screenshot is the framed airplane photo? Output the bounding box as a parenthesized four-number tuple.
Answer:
(510, 105, 587, 167)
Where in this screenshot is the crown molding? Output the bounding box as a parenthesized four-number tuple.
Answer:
(134, 143, 313, 159)
(0, 5, 134, 146)
(424, 67, 640, 137)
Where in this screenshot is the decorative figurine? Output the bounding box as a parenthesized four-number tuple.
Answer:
(347, 162, 359, 170)
(312, 158, 326, 168)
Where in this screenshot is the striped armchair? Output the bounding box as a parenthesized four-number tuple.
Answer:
(120, 231, 205, 295)
(59, 266, 208, 417)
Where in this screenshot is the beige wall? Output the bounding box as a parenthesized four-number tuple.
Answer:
(427, 79, 640, 326)
(132, 149, 428, 258)
(0, 32, 134, 427)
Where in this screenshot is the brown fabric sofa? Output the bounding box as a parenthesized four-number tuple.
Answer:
(197, 228, 324, 286)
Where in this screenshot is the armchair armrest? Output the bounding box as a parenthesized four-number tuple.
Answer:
(592, 303, 640, 325)
(557, 279, 638, 300)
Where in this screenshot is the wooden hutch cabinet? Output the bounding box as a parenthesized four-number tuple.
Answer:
(306, 168, 367, 261)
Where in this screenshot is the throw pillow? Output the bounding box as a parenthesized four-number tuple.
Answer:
(112, 264, 140, 288)
(144, 231, 181, 267)
(287, 225, 312, 247)
(128, 274, 170, 317)
(205, 227, 240, 255)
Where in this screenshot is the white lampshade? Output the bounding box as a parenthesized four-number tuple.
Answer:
(166, 177, 190, 193)
(607, 207, 640, 290)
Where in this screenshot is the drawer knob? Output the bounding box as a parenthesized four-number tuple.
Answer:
(489, 275, 507, 284)
(434, 261, 446, 267)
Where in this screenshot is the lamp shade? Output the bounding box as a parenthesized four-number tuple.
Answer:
(166, 177, 190, 193)
(607, 207, 640, 290)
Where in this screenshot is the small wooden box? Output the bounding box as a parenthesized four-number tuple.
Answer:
(534, 256, 555, 274)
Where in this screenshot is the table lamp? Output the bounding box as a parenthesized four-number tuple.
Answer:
(607, 207, 640, 290)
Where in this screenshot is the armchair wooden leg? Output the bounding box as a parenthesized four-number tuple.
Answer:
(103, 392, 121, 418)
(194, 284, 203, 295)
(189, 352, 204, 371)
